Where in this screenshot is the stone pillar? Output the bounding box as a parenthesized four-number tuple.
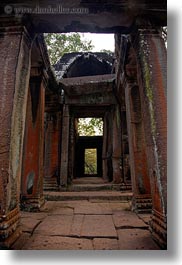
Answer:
(121, 109, 131, 188)
(125, 82, 152, 213)
(102, 111, 113, 182)
(112, 106, 122, 184)
(102, 113, 108, 182)
(60, 105, 70, 187)
(135, 29, 167, 248)
(68, 116, 75, 184)
(0, 26, 32, 247)
(44, 112, 60, 179)
(21, 72, 45, 211)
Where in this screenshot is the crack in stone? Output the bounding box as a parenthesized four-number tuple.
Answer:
(115, 225, 149, 230)
(48, 234, 118, 240)
(30, 220, 42, 236)
(74, 213, 112, 216)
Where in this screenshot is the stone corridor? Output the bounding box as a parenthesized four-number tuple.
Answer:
(12, 192, 159, 250)
(0, 0, 167, 249)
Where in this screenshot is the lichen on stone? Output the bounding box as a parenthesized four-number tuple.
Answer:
(142, 51, 156, 137)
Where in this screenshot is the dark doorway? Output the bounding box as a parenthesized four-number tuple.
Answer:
(75, 136, 103, 178)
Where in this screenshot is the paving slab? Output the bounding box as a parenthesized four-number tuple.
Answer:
(113, 211, 148, 229)
(93, 238, 119, 250)
(81, 215, 117, 238)
(34, 215, 73, 236)
(49, 206, 74, 215)
(70, 215, 84, 237)
(42, 201, 64, 209)
(11, 197, 162, 250)
(22, 235, 93, 250)
(74, 203, 112, 215)
(117, 229, 160, 250)
(108, 202, 131, 212)
(20, 218, 42, 233)
(12, 232, 31, 250)
(21, 212, 47, 220)
(137, 214, 152, 225)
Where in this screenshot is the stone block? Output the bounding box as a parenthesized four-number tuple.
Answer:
(81, 215, 117, 238)
(34, 215, 73, 236)
(70, 215, 84, 237)
(93, 238, 119, 250)
(117, 229, 160, 250)
(113, 211, 148, 229)
(74, 203, 112, 215)
(22, 235, 93, 250)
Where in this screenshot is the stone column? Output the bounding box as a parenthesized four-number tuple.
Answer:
(68, 116, 75, 184)
(112, 106, 122, 184)
(60, 105, 70, 187)
(135, 29, 167, 248)
(125, 82, 152, 213)
(121, 109, 131, 188)
(103, 110, 113, 182)
(44, 112, 60, 179)
(21, 73, 45, 211)
(0, 26, 32, 247)
(102, 113, 108, 182)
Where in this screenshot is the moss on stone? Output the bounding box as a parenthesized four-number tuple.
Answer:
(142, 53, 156, 137)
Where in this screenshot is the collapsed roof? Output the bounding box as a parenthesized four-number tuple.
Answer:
(54, 52, 114, 79)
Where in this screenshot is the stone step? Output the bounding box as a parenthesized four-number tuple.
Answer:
(120, 183, 132, 191)
(44, 186, 59, 191)
(44, 177, 59, 191)
(67, 184, 121, 192)
(44, 191, 132, 202)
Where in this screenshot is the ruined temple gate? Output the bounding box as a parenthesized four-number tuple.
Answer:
(0, 0, 167, 249)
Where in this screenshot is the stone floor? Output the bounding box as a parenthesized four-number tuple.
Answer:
(12, 198, 160, 250)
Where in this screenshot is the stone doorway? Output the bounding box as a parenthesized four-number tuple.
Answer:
(74, 136, 103, 179)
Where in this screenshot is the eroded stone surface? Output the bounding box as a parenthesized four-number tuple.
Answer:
(34, 215, 73, 236)
(137, 214, 152, 225)
(113, 211, 148, 229)
(49, 206, 74, 215)
(70, 215, 84, 237)
(93, 238, 119, 250)
(117, 229, 160, 250)
(11, 232, 31, 250)
(74, 203, 112, 215)
(81, 215, 117, 238)
(20, 218, 42, 233)
(11, 200, 161, 250)
(22, 235, 93, 250)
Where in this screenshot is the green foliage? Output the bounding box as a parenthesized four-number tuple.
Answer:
(44, 33, 94, 65)
(78, 118, 103, 136)
(100, 49, 113, 54)
(84, 149, 97, 174)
